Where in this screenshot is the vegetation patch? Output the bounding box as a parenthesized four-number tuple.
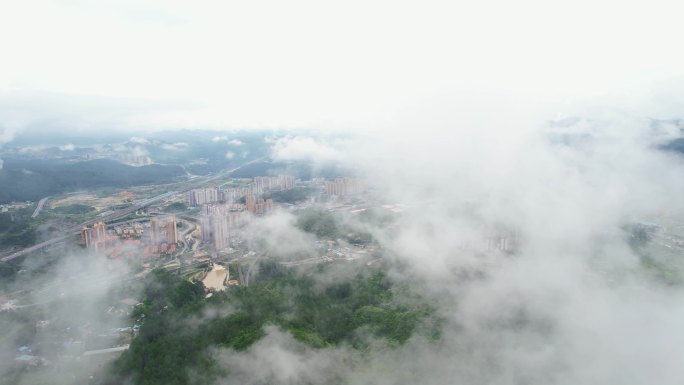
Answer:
(52, 204, 95, 215)
(106, 260, 440, 385)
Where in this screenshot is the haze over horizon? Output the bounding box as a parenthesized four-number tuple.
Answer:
(1, 0, 684, 135)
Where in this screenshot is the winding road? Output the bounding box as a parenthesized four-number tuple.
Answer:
(31, 197, 49, 218)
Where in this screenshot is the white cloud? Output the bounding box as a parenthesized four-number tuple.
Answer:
(0, 122, 22, 170)
(212, 136, 244, 146)
(0, 0, 682, 129)
(59, 143, 75, 151)
(113, 144, 149, 158)
(270, 136, 343, 163)
(128, 136, 150, 144)
(0, 124, 20, 144)
(17, 145, 49, 154)
(159, 142, 188, 151)
(216, 326, 350, 385)
(224, 151, 234, 160)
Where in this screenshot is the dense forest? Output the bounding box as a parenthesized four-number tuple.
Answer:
(295, 206, 377, 245)
(105, 261, 440, 385)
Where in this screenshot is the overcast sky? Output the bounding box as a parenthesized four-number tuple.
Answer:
(1, 0, 683, 132)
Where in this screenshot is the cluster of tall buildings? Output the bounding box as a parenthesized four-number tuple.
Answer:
(150, 215, 178, 246)
(188, 175, 296, 206)
(218, 184, 261, 204)
(187, 187, 220, 206)
(80, 216, 178, 256)
(197, 194, 276, 251)
(200, 204, 250, 250)
(253, 175, 295, 191)
(245, 195, 274, 215)
(191, 175, 292, 251)
(325, 178, 366, 196)
(80, 221, 107, 251)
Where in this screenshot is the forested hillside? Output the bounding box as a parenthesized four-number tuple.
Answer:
(0, 159, 185, 203)
(106, 261, 440, 385)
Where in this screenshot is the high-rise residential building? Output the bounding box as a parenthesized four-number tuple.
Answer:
(80, 226, 91, 246)
(252, 175, 295, 192)
(199, 216, 212, 243)
(209, 175, 295, 205)
(325, 178, 366, 196)
(150, 217, 159, 245)
(246, 194, 256, 214)
(93, 221, 106, 244)
(150, 215, 178, 246)
(278, 175, 296, 190)
(81, 221, 107, 251)
(200, 203, 250, 251)
(254, 198, 274, 215)
(253, 176, 274, 192)
(210, 214, 229, 250)
(165, 217, 177, 244)
(188, 187, 220, 206)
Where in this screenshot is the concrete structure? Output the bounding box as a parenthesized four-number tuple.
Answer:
(81, 221, 107, 252)
(255, 198, 274, 215)
(166, 217, 177, 244)
(245, 195, 274, 215)
(253, 175, 296, 192)
(200, 204, 249, 251)
(150, 215, 178, 246)
(188, 187, 220, 206)
(246, 194, 256, 213)
(325, 178, 366, 196)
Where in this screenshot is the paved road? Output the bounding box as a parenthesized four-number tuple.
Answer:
(1, 193, 175, 263)
(31, 197, 49, 218)
(177, 220, 197, 254)
(1, 158, 264, 263)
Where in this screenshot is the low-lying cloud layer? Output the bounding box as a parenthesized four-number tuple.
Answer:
(226, 104, 684, 384)
(0, 251, 137, 385)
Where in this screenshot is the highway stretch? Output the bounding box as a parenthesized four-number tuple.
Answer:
(0, 158, 265, 263)
(0, 191, 178, 262)
(31, 197, 49, 218)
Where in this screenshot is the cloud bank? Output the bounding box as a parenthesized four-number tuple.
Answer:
(229, 102, 684, 385)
